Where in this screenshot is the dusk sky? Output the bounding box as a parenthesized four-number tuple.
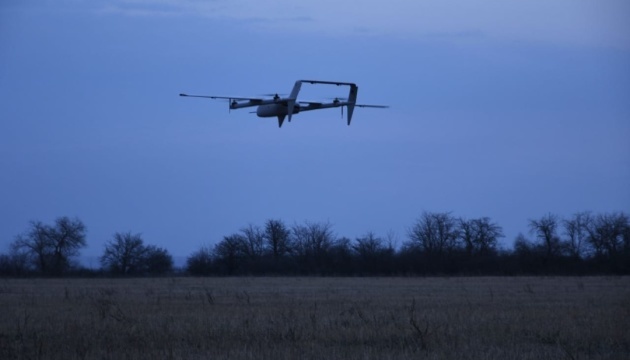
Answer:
(1, 0, 629, 265)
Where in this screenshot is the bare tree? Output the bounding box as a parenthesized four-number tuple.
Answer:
(513, 233, 536, 255)
(100, 232, 147, 275)
(406, 212, 460, 255)
(563, 212, 592, 259)
(186, 246, 214, 275)
(263, 219, 291, 260)
(291, 221, 335, 272)
(585, 212, 629, 259)
(143, 245, 173, 275)
(353, 231, 394, 274)
(240, 224, 265, 260)
(529, 213, 562, 259)
(214, 234, 247, 274)
(512, 232, 547, 273)
(353, 231, 386, 259)
(328, 236, 354, 274)
(459, 217, 503, 256)
(0, 247, 31, 276)
(385, 230, 399, 252)
(292, 221, 335, 258)
(12, 217, 86, 276)
(12, 221, 48, 272)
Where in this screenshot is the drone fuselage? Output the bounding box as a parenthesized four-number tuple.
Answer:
(257, 102, 355, 118)
(256, 103, 301, 118)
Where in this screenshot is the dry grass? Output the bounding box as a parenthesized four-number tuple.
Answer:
(0, 276, 628, 359)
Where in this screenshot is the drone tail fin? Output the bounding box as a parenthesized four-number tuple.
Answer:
(277, 114, 286, 128)
(287, 81, 302, 122)
(289, 81, 302, 100)
(346, 84, 358, 125)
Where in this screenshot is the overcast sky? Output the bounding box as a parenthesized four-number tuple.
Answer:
(1, 0, 629, 264)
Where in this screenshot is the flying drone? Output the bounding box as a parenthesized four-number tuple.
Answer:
(179, 80, 388, 127)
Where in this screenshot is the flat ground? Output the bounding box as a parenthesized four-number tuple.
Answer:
(0, 276, 628, 359)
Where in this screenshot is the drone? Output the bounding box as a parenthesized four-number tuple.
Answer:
(180, 80, 388, 128)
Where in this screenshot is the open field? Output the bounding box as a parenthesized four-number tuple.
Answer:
(0, 277, 628, 359)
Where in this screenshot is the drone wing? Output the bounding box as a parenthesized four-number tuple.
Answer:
(346, 102, 389, 125)
(298, 100, 324, 107)
(179, 94, 265, 102)
(355, 104, 389, 108)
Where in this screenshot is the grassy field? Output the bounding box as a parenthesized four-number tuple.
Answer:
(0, 276, 628, 359)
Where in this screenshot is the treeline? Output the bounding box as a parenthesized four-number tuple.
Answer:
(0, 218, 173, 277)
(187, 212, 629, 275)
(1, 211, 629, 277)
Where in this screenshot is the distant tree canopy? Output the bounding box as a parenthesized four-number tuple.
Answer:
(459, 217, 503, 256)
(186, 246, 215, 276)
(186, 211, 629, 276)
(2, 211, 628, 277)
(529, 213, 563, 259)
(10, 217, 86, 276)
(100, 232, 173, 276)
(405, 212, 461, 256)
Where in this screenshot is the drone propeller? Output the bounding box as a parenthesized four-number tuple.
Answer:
(259, 93, 287, 100)
(325, 97, 348, 118)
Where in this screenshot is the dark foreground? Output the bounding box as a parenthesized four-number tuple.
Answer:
(1, 277, 628, 359)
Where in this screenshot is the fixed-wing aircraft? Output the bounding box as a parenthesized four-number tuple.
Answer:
(179, 80, 388, 127)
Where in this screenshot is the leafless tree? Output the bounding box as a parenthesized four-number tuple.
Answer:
(385, 230, 399, 252)
(100, 232, 147, 275)
(353, 231, 386, 259)
(0, 247, 31, 276)
(186, 246, 214, 275)
(12, 217, 86, 276)
(585, 212, 629, 259)
(291, 221, 336, 272)
(293, 221, 334, 255)
(513, 233, 535, 255)
(240, 224, 265, 260)
(214, 234, 247, 274)
(529, 213, 562, 258)
(459, 217, 503, 256)
(101, 233, 173, 275)
(143, 245, 173, 275)
(563, 212, 592, 258)
(264, 219, 291, 260)
(352, 231, 395, 274)
(12, 222, 48, 272)
(407, 212, 460, 255)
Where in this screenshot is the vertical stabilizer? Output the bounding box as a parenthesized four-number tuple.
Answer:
(277, 114, 286, 128)
(287, 81, 302, 122)
(347, 85, 358, 125)
(289, 81, 302, 100)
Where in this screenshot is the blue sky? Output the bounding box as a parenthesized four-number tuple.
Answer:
(1, 0, 629, 264)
